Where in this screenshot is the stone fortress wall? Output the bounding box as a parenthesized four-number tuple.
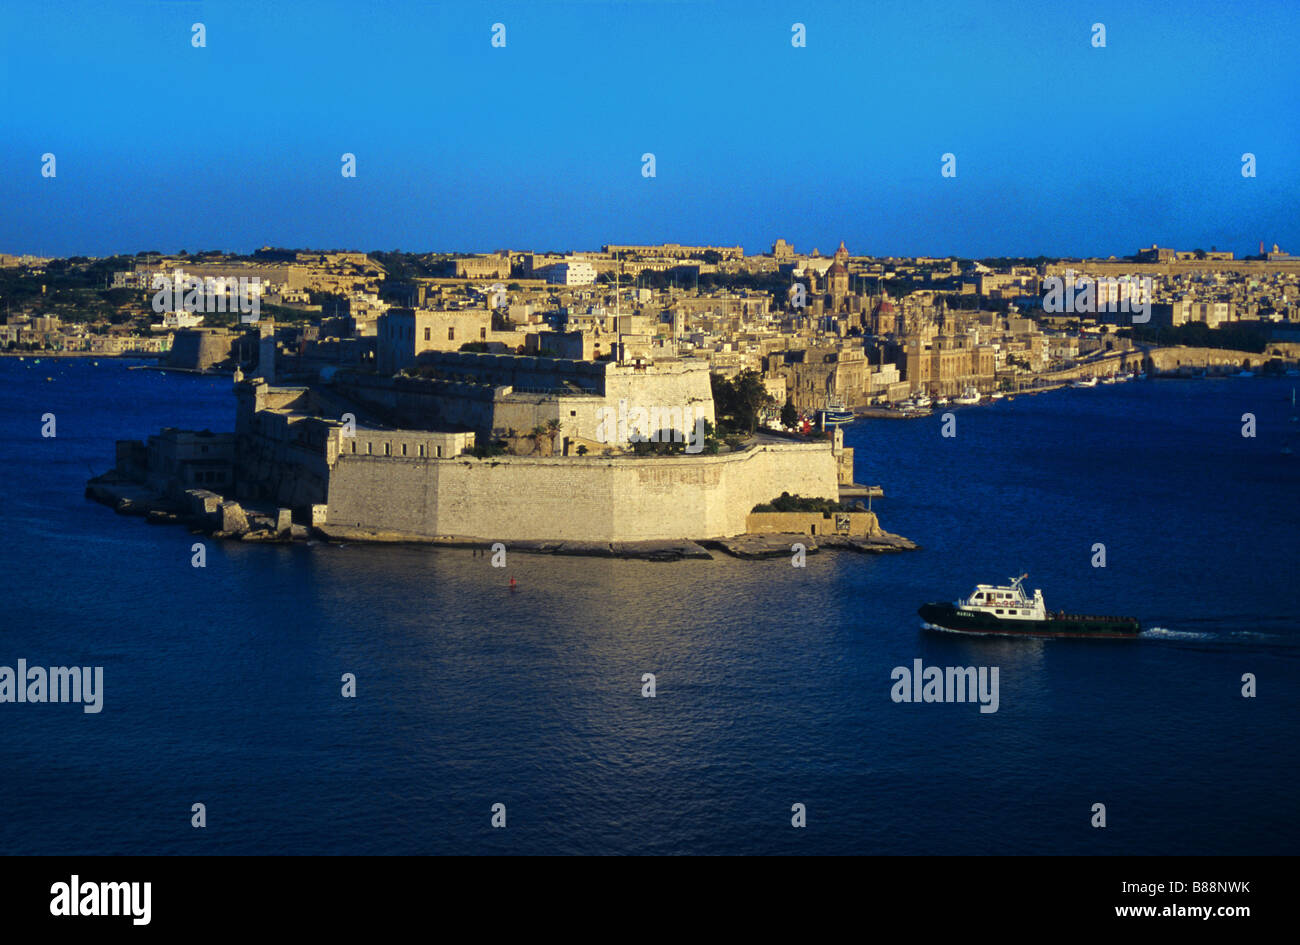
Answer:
(325, 440, 839, 542)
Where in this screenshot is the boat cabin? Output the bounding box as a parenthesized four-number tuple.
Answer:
(957, 575, 1046, 620)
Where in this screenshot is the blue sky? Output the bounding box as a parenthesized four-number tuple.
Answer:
(2, 0, 1298, 258)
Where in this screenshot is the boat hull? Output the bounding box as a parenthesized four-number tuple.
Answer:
(918, 603, 1139, 638)
(819, 410, 854, 424)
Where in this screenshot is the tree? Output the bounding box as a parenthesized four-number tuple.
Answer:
(780, 398, 798, 429)
(710, 369, 772, 435)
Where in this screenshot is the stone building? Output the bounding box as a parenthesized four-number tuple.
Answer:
(452, 254, 511, 279)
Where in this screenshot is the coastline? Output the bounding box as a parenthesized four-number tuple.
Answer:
(0, 350, 159, 359)
(84, 475, 918, 560)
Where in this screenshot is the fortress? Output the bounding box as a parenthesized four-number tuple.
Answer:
(93, 350, 872, 549)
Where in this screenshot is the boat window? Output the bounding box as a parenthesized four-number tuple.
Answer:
(995, 609, 1003, 614)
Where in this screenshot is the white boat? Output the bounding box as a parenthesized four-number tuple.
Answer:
(989, 390, 1005, 400)
(935, 397, 950, 406)
(955, 387, 980, 405)
(1101, 375, 1118, 384)
(914, 394, 932, 409)
(1071, 376, 1098, 388)
(919, 574, 1140, 638)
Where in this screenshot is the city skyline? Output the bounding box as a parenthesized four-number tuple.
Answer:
(4, 236, 1291, 262)
(3, 0, 1298, 259)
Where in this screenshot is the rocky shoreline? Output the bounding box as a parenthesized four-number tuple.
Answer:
(85, 475, 919, 560)
(86, 477, 309, 543)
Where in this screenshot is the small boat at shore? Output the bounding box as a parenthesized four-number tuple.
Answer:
(818, 401, 854, 425)
(955, 387, 981, 405)
(919, 574, 1140, 639)
(1071, 376, 1098, 388)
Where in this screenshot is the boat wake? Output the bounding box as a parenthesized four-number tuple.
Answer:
(922, 621, 993, 636)
(1141, 625, 1295, 645)
(1140, 626, 1212, 641)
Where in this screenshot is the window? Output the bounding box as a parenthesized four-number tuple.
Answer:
(366, 442, 372, 455)
(424, 327, 431, 342)
(350, 442, 356, 453)
(448, 327, 455, 341)
(384, 443, 391, 456)
(401, 443, 407, 456)
(480, 327, 487, 340)
(995, 609, 1004, 614)
(419, 445, 425, 458)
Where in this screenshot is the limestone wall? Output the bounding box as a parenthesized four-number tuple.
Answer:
(746, 510, 879, 537)
(333, 360, 714, 447)
(334, 374, 498, 432)
(1145, 347, 1264, 371)
(166, 329, 236, 371)
(325, 441, 838, 541)
(341, 428, 474, 460)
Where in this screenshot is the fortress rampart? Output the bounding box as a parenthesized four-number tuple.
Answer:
(325, 440, 838, 542)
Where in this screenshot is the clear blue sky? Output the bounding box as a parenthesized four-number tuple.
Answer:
(2, 0, 1297, 258)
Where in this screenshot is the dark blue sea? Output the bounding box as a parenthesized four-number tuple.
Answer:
(1, 357, 1297, 855)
